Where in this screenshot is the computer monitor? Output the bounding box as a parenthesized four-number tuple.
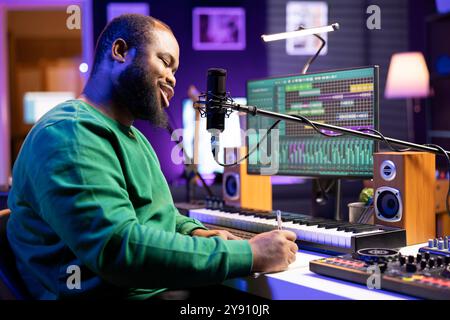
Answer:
(182, 97, 246, 177)
(246, 66, 379, 178)
(24, 91, 76, 124)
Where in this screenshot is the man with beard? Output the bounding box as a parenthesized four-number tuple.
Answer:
(6, 14, 297, 300)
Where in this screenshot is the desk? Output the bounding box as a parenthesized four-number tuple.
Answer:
(223, 244, 426, 300)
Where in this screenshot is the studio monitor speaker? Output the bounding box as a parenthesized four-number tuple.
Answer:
(223, 147, 272, 211)
(373, 152, 435, 245)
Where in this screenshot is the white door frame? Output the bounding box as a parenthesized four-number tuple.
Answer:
(0, 0, 93, 190)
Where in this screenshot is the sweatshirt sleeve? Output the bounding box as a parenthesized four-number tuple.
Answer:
(26, 118, 253, 289)
(175, 213, 208, 235)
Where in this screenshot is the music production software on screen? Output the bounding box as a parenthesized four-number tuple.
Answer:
(247, 66, 379, 178)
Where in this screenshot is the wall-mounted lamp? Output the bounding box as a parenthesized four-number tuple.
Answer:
(261, 23, 339, 42)
(261, 23, 339, 74)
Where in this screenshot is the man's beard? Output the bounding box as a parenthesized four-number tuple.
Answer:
(112, 58, 168, 128)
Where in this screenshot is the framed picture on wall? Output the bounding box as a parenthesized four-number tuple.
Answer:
(193, 7, 246, 50)
(286, 1, 328, 56)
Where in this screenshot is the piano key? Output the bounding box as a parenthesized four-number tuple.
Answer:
(281, 216, 298, 222)
(344, 225, 380, 233)
(189, 207, 391, 251)
(337, 224, 361, 231)
(316, 221, 348, 228)
(304, 220, 328, 226)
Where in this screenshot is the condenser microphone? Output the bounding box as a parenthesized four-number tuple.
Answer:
(206, 68, 227, 159)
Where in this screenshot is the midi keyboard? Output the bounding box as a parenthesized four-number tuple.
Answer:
(188, 205, 406, 255)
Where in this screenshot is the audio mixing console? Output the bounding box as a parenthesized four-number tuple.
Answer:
(310, 242, 450, 300)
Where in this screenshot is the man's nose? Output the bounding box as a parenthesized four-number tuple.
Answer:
(166, 71, 176, 88)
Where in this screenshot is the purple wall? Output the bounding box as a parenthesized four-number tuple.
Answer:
(93, 0, 268, 183)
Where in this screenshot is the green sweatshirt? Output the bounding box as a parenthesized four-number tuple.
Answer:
(7, 100, 253, 300)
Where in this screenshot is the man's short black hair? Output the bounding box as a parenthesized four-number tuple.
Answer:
(91, 14, 172, 75)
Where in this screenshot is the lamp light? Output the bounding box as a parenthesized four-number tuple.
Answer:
(261, 23, 339, 42)
(385, 52, 430, 141)
(385, 52, 429, 99)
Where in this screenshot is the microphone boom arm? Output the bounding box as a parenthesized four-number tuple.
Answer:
(199, 99, 450, 157)
(195, 94, 450, 216)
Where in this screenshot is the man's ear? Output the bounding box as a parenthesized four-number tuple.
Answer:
(111, 38, 128, 63)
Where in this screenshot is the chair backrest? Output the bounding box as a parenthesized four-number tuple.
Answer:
(0, 209, 30, 300)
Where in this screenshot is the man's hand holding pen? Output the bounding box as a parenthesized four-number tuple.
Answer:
(249, 229, 298, 274)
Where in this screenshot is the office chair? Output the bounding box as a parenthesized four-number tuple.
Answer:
(0, 209, 30, 299)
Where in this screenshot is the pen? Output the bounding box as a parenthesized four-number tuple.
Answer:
(276, 210, 283, 230)
(252, 211, 285, 278)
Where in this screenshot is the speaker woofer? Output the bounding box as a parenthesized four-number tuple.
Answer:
(224, 172, 240, 200)
(374, 186, 402, 222)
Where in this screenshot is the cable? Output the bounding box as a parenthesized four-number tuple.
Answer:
(315, 179, 336, 205)
(356, 128, 411, 152)
(424, 143, 450, 217)
(216, 119, 281, 167)
(197, 92, 281, 167)
(165, 123, 215, 198)
(290, 114, 342, 137)
(285, 116, 415, 154)
(298, 25, 326, 75)
(198, 94, 450, 217)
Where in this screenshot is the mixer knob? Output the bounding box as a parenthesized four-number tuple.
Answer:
(378, 263, 387, 273)
(399, 255, 406, 266)
(437, 256, 443, 267)
(406, 263, 417, 273)
(424, 251, 431, 260)
(428, 257, 436, 268)
(407, 255, 415, 264)
(416, 253, 422, 262)
(441, 265, 450, 278)
(420, 259, 427, 270)
(445, 255, 450, 265)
